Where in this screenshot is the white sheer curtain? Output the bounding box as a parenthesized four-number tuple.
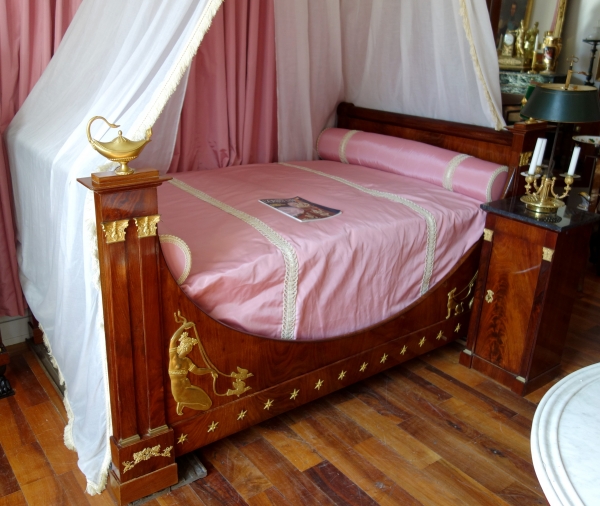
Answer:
(5, 0, 222, 493)
(275, 0, 504, 161)
(273, 0, 345, 161)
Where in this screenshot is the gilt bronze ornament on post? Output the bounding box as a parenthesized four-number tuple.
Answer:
(87, 116, 152, 175)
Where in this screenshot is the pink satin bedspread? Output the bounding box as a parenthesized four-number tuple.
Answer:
(157, 160, 485, 340)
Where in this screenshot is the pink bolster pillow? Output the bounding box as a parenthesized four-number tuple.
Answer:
(317, 128, 508, 203)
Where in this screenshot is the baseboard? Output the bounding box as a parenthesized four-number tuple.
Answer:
(0, 316, 31, 346)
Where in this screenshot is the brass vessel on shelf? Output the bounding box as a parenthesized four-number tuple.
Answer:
(87, 116, 152, 175)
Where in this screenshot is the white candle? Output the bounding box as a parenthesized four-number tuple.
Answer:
(528, 138, 543, 174)
(536, 138, 547, 167)
(567, 146, 581, 175)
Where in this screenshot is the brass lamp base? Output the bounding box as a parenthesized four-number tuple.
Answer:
(114, 160, 136, 176)
(520, 194, 565, 214)
(520, 171, 577, 215)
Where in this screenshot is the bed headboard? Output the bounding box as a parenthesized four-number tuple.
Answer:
(336, 102, 548, 198)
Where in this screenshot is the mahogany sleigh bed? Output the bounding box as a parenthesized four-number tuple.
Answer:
(78, 102, 545, 504)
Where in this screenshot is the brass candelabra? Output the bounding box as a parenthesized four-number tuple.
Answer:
(520, 167, 578, 214)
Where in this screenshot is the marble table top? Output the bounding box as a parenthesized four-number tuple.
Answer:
(531, 363, 600, 505)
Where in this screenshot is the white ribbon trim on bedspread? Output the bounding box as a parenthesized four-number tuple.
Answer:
(279, 162, 438, 295)
(169, 178, 299, 340)
(443, 154, 471, 192)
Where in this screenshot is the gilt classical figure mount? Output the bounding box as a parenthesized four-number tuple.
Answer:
(168, 312, 253, 415)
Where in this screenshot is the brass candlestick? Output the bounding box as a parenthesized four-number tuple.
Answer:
(520, 168, 578, 214)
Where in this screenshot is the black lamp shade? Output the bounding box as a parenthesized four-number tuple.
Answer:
(521, 84, 600, 123)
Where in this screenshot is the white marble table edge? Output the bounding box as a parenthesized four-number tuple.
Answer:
(531, 362, 600, 506)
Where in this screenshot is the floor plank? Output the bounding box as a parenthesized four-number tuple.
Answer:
(335, 397, 440, 470)
(238, 437, 334, 506)
(22, 351, 68, 424)
(155, 485, 206, 506)
(0, 398, 36, 453)
(200, 439, 272, 501)
(0, 491, 27, 506)
(189, 460, 248, 506)
(303, 460, 379, 506)
(4, 442, 54, 488)
(20, 475, 68, 506)
(0, 446, 20, 499)
(253, 417, 323, 472)
(290, 416, 422, 506)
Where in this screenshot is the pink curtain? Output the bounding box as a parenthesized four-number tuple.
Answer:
(0, 0, 81, 316)
(169, 0, 277, 172)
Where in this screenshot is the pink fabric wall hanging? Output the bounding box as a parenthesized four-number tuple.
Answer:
(0, 0, 81, 316)
(169, 0, 277, 172)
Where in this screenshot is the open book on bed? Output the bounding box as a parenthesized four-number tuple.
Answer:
(259, 196, 341, 222)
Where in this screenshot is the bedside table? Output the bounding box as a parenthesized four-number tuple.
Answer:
(460, 198, 600, 396)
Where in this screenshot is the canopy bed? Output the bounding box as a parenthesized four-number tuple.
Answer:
(4, 0, 547, 503)
(76, 102, 543, 504)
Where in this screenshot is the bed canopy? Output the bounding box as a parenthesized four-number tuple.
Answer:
(5, 0, 503, 494)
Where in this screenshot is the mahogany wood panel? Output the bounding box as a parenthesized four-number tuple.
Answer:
(108, 464, 178, 505)
(527, 226, 592, 379)
(462, 214, 496, 368)
(159, 243, 479, 413)
(474, 215, 547, 374)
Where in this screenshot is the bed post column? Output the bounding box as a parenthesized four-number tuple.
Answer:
(504, 120, 548, 197)
(78, 169, 177, 505)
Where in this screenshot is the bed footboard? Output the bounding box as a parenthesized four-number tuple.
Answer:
(79, 166, 480, 504)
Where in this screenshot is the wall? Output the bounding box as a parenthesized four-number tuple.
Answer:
(559, 0, 600, 83)
(0, 315, 30, 346)
(530, 0, 558, 40)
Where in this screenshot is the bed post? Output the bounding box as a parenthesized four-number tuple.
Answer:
(504, 120, 548, 198)
(78, 169, 176, 505)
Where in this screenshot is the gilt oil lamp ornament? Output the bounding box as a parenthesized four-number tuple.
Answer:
(87, 116, 152, 175)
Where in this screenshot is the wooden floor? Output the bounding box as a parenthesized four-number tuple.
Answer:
(1, 269, 599, 506)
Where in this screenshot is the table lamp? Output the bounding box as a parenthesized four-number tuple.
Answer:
(519, 60, 600, 214)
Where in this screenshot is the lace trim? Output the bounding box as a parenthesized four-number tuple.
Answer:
(339, 130, 359, 164)
(82, 191, 114, 496)
(458, 0, 504, 131)
(159, 234, 192, 285)
(443, 154, 471, 192)
(131, 0, 224, 138)
(280, 163, 437, 295)
(169, 178, 299, 340)
(486, 166, 508, 202)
